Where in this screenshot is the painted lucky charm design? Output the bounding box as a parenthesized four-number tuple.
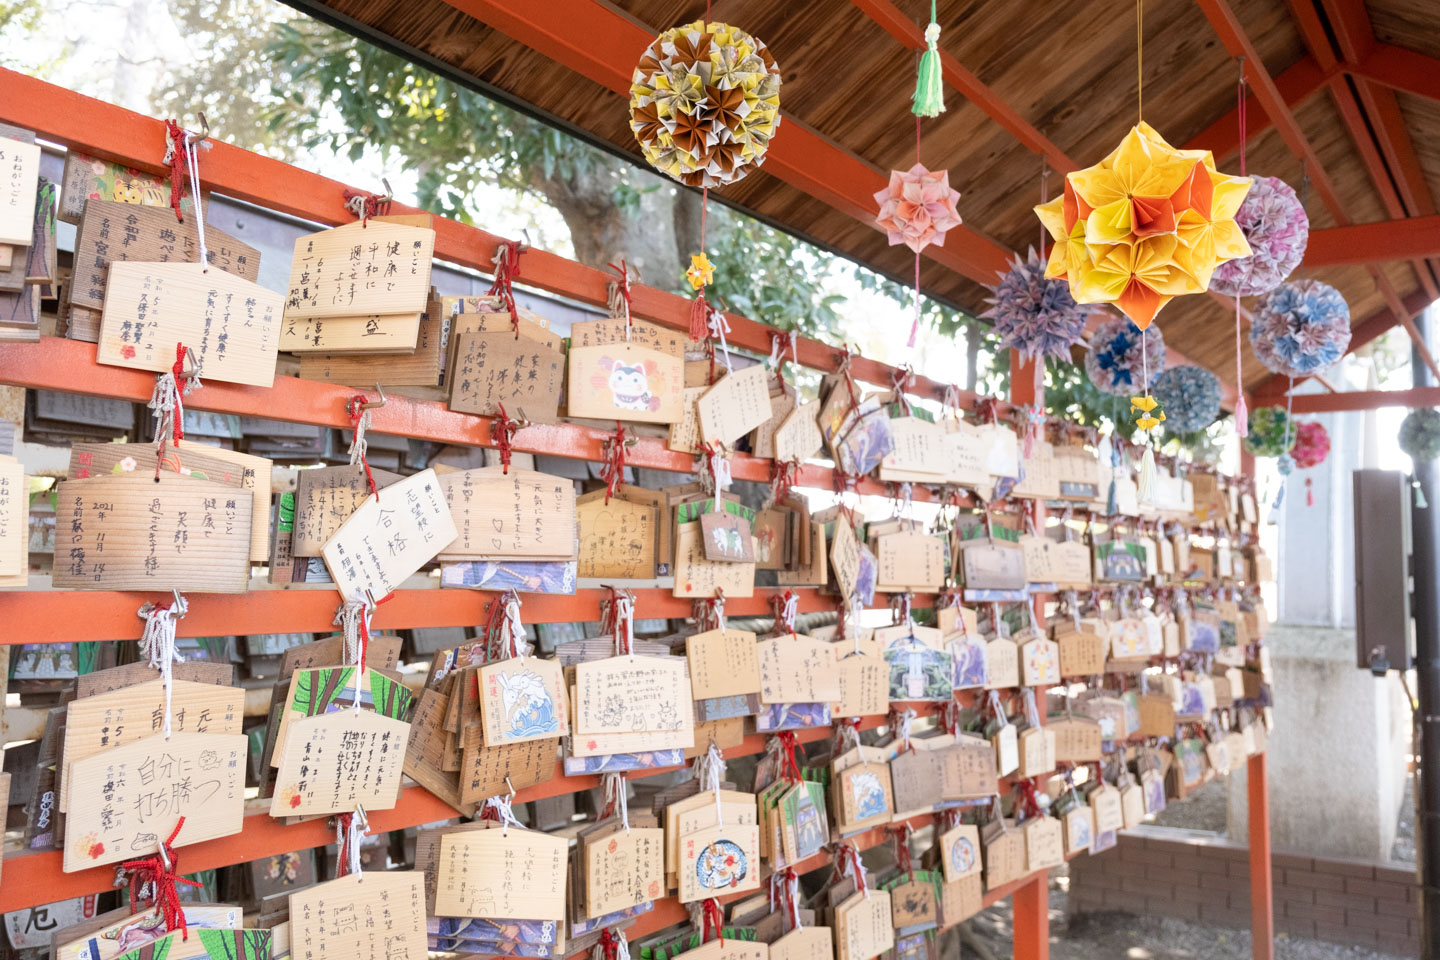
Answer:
(594, 355, 665, 412)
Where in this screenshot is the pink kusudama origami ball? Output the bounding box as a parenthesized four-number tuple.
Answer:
(874, 163, 962, 254)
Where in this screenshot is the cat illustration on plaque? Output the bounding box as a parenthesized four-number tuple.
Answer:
(594, 357, 662, 412)
(497, 669, 559, 738)
(696, 839, 748, 889)
(849, 770, 888, 819)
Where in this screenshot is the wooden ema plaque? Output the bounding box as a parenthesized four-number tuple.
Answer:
(478, 656, 568, 746)
(835, 889, 893, 960)
(1049, 716, 1103, 763)
(321, 468, 457, 601)
(686, 629, 761, 700)
(438, 467, 575, 561)
(576, 493, 656, 579)
(940, 874, 983, 929)
(875, 530, 945, 591)
(52, 473, 253, 593)
(677, 819, 762, 903)
(460, 734, 555, 807)
(834, 761, 893, 833)
(946, 735, 999, 799)
(1056, 627, 1107, 677)
(63, 731, 246, 872)
(679, 940, 767, 960)
(770, 926, 832, 960)
(880, 416, 947, 480)
(288, 872, 426, 960)
(280, 310, 420, 354)
(981, 823, 1026, 890)
(1017, 726, 1056, 778)
(1022, 816, 1064, 872)
(888, 873, 937, 928)
(0, 139, 39, 246)
(774, 399, 824, 464)
(832, 650, 887, 718)
(270, 709, 408, 817)
(291, 464, 402, 557)
(757, 635, 842, 704)
(97, 261, 283, 387)
(435, 828, 568, 920)
(283, 220, 435, 320)
(568, 341, 684, 424)
(674, 519, 755, 598)
(984, 637, 1019, 690)
(448, 330, 565, 421)
(581, 822, 664, 916)
(939, 824, 981, 882)
(697, 364, 773, 446)
(61, 678, 244, 811)
(573, 655, 694, 739)
(1019, 634, 1060, 686)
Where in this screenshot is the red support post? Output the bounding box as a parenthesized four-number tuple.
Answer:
(1248, 753, 1274, 960)
(1009, 348, 1050, 960)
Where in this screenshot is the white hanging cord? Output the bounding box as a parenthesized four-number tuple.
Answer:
(693, 743, 726, 826)
(898, 707, 917, 751)
(712, 592, 727, 634)
(1022, 688, 1041, 728)
(348, 405, 371, 469)
(836, 719, 861, 754)
(603, 772, 631, 834)
(988, 690, 1009, 729)
(485, 789, 523, 836)
(707, 308, 733, 372)
(849, 594, 864, 656)
(339, 806, 369, 879)
(504, 590, 528, 661)
(779, 591, 798, 635)
(787, 870, 803, 929)
(183, 129, 211, 270)
(137, 592, 186, 740)
(334, 596, 374, 713)
(615, 590, 635, 658)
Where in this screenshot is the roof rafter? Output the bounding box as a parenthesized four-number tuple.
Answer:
(1196, 0, 1439, 384)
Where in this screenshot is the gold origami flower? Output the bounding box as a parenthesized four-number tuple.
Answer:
(699, 84, 746, 133)
(670, 109, 712, 162)
(670, 29, 714, 69)
(687, 252, 714, 290)
(630, 102, 664, 145)
(1131, 394, 1166, 431)
(1035, 122, 1252, 329)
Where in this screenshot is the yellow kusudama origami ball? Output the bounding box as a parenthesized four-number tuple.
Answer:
(1034, 122, 1252, 329)
(629, 21, 782, 188)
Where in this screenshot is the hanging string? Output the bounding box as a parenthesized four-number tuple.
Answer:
(688, 189, 712, 342)
(701, 898, 725, 945)
(693, 743, 726, 826)
(784, 869, 804, 930)
(121, 818, 200, 940)
(709, 589, 727, 634)
(1136, 0, 1144, 122)
(483, 791, 523, 835)
(1234, 59, 1250, 438)
(138, 595, 186, 740)
(602, 772, 631, 834)
(837, 842, 868, 897)
(335, 595, 375, 714)
(595, 928, 630, 960)
(768, 458, 799, 507)
(892, 823, 915, 879)
(702, 442, 733, 494)
(777, 730, 803, 783)
(768, 329, 798, 394)
(608, 261, 634, 341)
(346, 395, 378, 499)
(334, 806, 369, 879)
(909, 118, 924, 349)
(494, 403, 521, 474)
(601, 422, 629, 504)
(773, 589, 798, 637)
(162, 118, 209, 226)
(707, 307, 733, 372)
(489, 240, 526, 334)
(149, 343, 199, 479)
(343, 184, 392, 226)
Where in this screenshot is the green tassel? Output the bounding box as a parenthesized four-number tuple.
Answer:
(912, 3, 945, 118)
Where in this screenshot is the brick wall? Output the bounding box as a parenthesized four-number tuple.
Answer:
(1067, 830, 1420, 957)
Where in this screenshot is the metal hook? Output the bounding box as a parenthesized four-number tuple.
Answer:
(510, 408, 533, 431)
(181, 346, 200, 378)
(381, 178, 394, 203)
(192, 112, 210, 145)
(356, 382, 387, 411)
(515, 229, 531, 253)
(170, 588, 186, 618)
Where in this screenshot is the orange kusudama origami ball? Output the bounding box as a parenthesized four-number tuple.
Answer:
(1034, 122, 1252, 329)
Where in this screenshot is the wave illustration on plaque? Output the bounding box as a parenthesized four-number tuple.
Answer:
(850, 770, 888, 819)
(497, 669, 559, 739)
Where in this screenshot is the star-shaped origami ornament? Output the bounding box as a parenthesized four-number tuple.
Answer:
(874, 163, 962, 254)
(686, 252, 715, 291)
(1035, 122, 1252, 329)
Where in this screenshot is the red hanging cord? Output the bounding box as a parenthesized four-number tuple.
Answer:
(608, 260, 634, 340)
(601, 422, 628, 504)
(347, 395, 379, 499)
(169, 343, 187, 446)
(701, 897, 725, 944)
(494, 404, 519, 474)
(488, 240, 526, 335)
(335, 811, 358, 877)
(121, 817, 201, 940)
(769, 457, 799, 505)
(342, 188, 391, 226)
(777, 730, 803, 783)
(892, 825, 913, 878)
(163, 120, 190, 223)
(599, 928, 623, 960)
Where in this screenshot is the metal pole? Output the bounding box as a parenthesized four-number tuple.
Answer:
(1411, 305, 1440, 959)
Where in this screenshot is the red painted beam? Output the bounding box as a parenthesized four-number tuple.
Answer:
(1286, 386, 1440, 413)
(1182, 56, 1330, 159)
(1304, 214, 1440, 266)
(847, 0, 1076, 173)
(1195, 0, 1347, 225)
(0, 69, 976, 411)
(444, 0, 1013, 285)
(1352, 43, 1440, 104)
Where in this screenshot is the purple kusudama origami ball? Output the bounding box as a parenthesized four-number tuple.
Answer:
(1250, 279, 1351, 378)
(1084, 317, 1166, 397)
(983, 248, 1090, 365)
(1209, 176, 1309, 297)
